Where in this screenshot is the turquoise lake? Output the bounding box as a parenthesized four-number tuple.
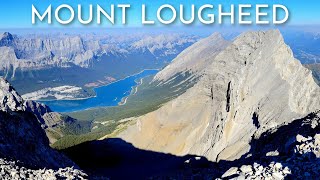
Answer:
(40, 69, 158, 113)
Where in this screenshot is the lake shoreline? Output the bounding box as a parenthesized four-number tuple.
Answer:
(39, 69, 159, 113)
(118, 76, 144, 106)
(34, 68, 159, 102)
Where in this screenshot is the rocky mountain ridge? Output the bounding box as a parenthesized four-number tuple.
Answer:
(119, 30, 320, 163)
(154, 32, 230, 82)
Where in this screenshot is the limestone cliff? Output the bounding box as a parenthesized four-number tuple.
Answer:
(119, 30, 320, 162)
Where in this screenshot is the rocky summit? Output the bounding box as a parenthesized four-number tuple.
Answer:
(119, 30, 320, 164)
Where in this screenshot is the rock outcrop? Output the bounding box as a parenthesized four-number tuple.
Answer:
(24, 100, 75, 128)
(23, 100, 81, 144)
(119, 30, 320, 163)
(0, 32, 14, 47)
(218, 111, 320, 179)
(0, 77, 25, 112)
(0, 77, 76, 169)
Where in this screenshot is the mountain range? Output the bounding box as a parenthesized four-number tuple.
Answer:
(0, 32, 198, 94)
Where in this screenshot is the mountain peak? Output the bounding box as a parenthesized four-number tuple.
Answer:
(208, 32, 224, 40)
(2, 32, 12, 37)
(0, 32, 13, 39)
(0, 32, 14, 46)
(234, 29, 283, 48)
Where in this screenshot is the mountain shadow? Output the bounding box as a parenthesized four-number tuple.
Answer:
(61, 138, 216, 179)
(61, 112, 320, 179)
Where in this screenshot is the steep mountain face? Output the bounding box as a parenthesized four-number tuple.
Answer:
(0, 77, 76, 169)
(24, 100, 75, 128)
(131, 34, 198, 62)
(119, 30, 320, 162)
(0, 32, 98, 71)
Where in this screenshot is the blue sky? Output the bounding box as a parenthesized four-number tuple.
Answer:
(0, 0, 319, 28)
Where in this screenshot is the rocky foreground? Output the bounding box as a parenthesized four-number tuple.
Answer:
(220, 133, 320, 179)
(0, 159, 87, 180)
(151, 112, 320, 179)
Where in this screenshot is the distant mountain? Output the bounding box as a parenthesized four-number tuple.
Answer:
(118, 30, 320, 163)
(0, 32, 198, 94)
(304, 63, 320, 84)
(282, 30, 320, 64)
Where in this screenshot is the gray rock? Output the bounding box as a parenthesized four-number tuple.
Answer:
(240, 165, 253, 173)
(272, 172, 284, 179)
(221, 167, 238, 178)
(296, 134, 308, 143)
(266, 150, 280, 157)
(0, 159, 87, 179)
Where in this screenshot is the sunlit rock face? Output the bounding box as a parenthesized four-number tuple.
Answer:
(119, 30, 320, 162)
